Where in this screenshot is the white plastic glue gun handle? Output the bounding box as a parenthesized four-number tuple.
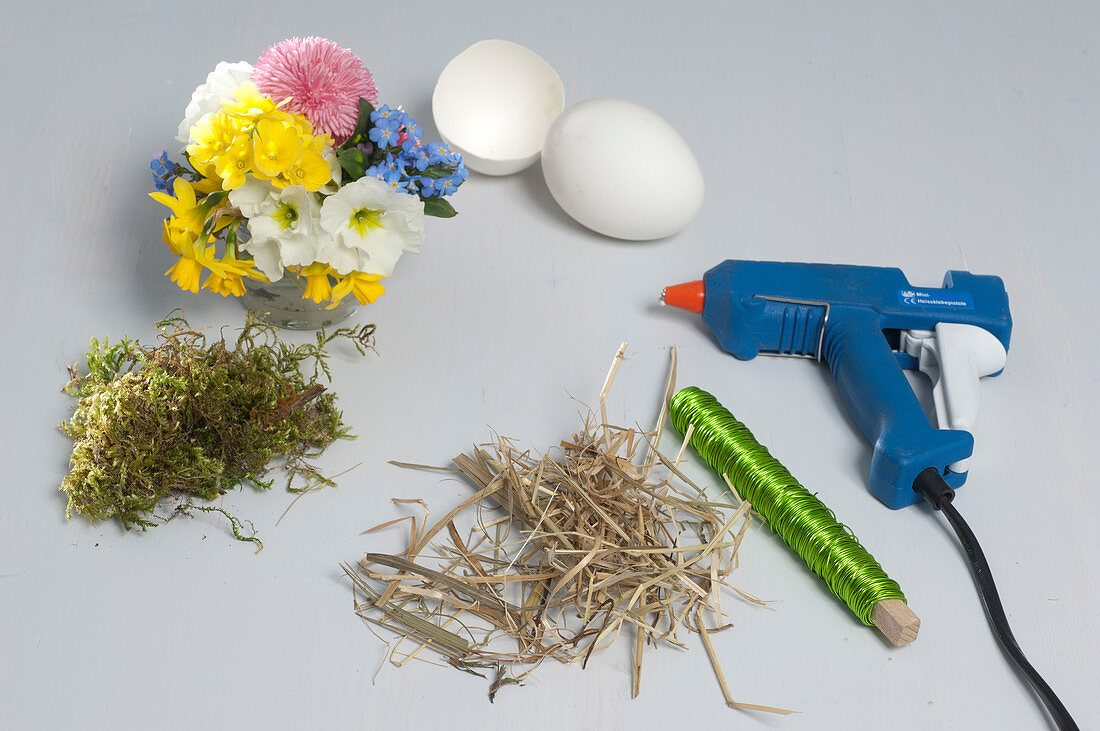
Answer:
(927, 323, 1008, 474)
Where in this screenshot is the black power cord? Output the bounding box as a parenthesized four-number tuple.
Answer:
(913, 467, 1079, 731)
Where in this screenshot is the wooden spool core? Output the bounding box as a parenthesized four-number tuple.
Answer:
(871, 599, 920, 646)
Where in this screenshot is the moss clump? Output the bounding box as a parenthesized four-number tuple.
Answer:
(60, 312, 374, 542)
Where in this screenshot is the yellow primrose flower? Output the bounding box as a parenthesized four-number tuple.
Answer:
(328, 271, 385, 308)
(274, 149, 331, 192)
(308, 132, 334, 154)
(299, 263, 333, 303)
(221, 83, 281, 124)
(191, 172, 223, 195)
(213, 135, 254, 190)
(289, 112, 315, 138)
(187, 110, 243, 169)
(252, 117, 303, 177)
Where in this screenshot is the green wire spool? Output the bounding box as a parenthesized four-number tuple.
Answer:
(669, 386, 919, 645)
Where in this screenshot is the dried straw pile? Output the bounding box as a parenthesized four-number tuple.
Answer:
(344, 346, 793, 712)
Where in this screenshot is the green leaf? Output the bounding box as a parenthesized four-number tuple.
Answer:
(340, 97, 377, 150)
(419, 164, 454, 179)
(422, 197, 457, 218)
(358, 97, 375, 126)
(226, 220, 239, 257)
(367, 144, 389, 167)
(337, 148, 367, 180)
(181, 151, 205, 179)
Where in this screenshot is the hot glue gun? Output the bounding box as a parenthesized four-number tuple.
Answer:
(662, 260, 1012, 509)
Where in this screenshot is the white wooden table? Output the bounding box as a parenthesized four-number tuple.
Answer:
(2, 1, 1097, 728)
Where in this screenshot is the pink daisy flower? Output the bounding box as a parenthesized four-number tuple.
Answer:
(252, 37, 378, 144)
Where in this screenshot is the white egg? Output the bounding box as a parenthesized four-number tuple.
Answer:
(541, 99, 705, 241)
(433, 40, 564, 176)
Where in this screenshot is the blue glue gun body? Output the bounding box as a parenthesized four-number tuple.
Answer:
(699, 260, 1012, 508)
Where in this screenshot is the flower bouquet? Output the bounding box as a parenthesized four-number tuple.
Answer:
(150, 37, 467, 326)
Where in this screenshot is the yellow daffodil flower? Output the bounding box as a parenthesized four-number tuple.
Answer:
(160, 218, 257, 295)
(220, 253, 265, 281)
(202, 250, 266, 296)
(202, 270, 247, 296)
(162, 223, 218, 293)
(300, 263, 333, 303)
(328, 271, 385, 308)
(161, 219, 193, 255)
(150, 176, 233, 255)
(167, 256, 206, 293)
(150, 178, 208, 237)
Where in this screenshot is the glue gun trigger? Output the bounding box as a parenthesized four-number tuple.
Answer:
(900, 324, 1008, 475)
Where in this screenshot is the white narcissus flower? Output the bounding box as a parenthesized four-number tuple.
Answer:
(240, 186, 323, 282)
(175, 61, 254, 145)
(318, 177, 425, 277)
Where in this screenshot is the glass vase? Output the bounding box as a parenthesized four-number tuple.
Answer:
(240, 275, 358, 330)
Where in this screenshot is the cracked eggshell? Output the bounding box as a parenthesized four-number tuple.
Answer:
(432, 40, 564, 176)
(541, 99, 705, 241)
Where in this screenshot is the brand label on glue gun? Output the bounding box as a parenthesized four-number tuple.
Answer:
(897, 289, 974, 309)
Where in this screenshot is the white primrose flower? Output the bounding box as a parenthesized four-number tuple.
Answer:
(321, 147, 343, 195)
(318, 177, 425, 277)
(175, 61, 254, 145)
(240, 186, 323, 282)
(228, 177, 277, 218)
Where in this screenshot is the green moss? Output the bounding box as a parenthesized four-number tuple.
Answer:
(60, 312, 374, 543)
